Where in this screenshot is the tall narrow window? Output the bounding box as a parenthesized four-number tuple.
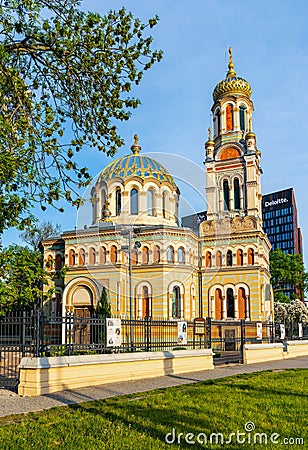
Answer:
(226, 250, 233, 267)
(248, 248, 255, 265)
(223, 180, 230, 211)
(167, 246, 175, 263)
(162, 191, 168, 218)
(239, 106, 246, 131)
(171, 286, 181, 318)
(178, 247, 185, 264)
(116, 188, 121, 216)
(147, 189, 154, 215)
(227, 288, 235, 318)
(89, 247, 96, 265)
(100, 247, 106, 264)
(216, 251, 222, 267)
(142, 246, 149, 264)
(132, 249, 138, 265)
(110, 245, 117, 263)
(226, 104, 233, 131)
(216, 111, 221, 134)
(153, 245, 160, 263)
(79, 249, 85, 265)
(55, 254, 62, 271)
(237, 249, 244, 266)
(234, 178, 240, 209)
(215, 288, 223, 320)
(130, 188, 138, 215)
(69, 249, 76, 266)
(206, 251, 212, 268)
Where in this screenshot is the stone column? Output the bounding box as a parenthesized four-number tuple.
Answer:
(234, 295, 238, 319)
(222, 296, 227, 319)
(246, 295, 250, 320)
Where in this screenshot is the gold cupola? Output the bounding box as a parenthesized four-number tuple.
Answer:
(213, 48, 252, 102)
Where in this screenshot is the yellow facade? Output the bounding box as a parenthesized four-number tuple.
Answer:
(42, 51, 274, 322)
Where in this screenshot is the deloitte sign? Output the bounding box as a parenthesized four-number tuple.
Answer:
(262, 188, 292, 211)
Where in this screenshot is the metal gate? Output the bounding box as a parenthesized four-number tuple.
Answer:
(210, 320, 244, 365)
(0, 312, 37, 390)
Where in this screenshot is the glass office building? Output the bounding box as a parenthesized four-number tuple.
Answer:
(262, 188, 302, 255)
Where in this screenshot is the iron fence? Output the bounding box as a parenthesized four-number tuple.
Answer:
(1, 310, 305, 389)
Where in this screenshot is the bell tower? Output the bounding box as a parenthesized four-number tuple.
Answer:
(200, 49, 273, 323)
(205, 48, 262, 227)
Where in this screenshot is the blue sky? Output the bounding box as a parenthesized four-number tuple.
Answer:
(3, 0, 308, 266)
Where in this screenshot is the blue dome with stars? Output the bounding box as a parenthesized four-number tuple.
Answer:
(99, 135, 177, 189)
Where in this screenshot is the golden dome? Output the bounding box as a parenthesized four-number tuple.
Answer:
(213, 48, 252, 102)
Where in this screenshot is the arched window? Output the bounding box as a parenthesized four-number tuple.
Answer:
(226, 104, 233, 131)
(171, 286, 181, 318)
(100, 247, 106, 264)
(248, 248, 255, 265)
(79, 248, 85, 265)
(237, 249, 244, 266)
(226, 250, 233, 267)
(162, 191, 168, 218)
(89, 247, 96, 265)
(130, 188, 138, 215)
(239, 105, 246, 131)
(167, 246, 175, 263)
(147, 189, 154, 216)
(142, 246, 149, 264)
(234, 178, 240, 210)
(238, 287, 247, 319)
(110, 245, 117, 263)
(178, 247, 185, 264)
(116, 188, 121, 216)
(55, 254, 62, 271)
(215, 288, 223, 320)
(69, 249, 76, 266)
(206, 251, 212, 268)
(216, 251, 222, 267)
(153, 245, 160, 263)
(223, 180, 230, 211)
(227, 288, 235, 318)
(132, 249, 138, 265)
(142, 286, 150, 318)
(215, 110, 221, 134)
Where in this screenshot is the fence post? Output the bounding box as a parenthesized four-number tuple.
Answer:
(240, 319, 245, 363)
(21, 310, 26, 357)
(206, 317, 212, 349)
(34, 307, 41, 358)
(145, 317, 151, 352)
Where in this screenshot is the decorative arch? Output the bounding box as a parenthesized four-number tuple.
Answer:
(62, 276, 102, 316)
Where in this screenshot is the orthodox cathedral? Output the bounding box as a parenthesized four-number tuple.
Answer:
(42, 50, 274, 323)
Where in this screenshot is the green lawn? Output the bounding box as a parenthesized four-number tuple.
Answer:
(0, 369, 307, 449)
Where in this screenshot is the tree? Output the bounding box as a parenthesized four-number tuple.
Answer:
(20, 220, 61, 251)
(0, 1, 162, 233)
(96, 286, 111, 317)
(269, 248, 308, 302)
(0, 244, 54, 312)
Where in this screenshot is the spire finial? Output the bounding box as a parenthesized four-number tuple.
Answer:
(227, 47, 236, 78)
(207, 126, 211, 140)
(131, 133, 141, 154)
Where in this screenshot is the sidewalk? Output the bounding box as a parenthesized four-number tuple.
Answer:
(0, 356, 307, 418)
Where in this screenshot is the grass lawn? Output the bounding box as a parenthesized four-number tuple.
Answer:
(0, 369, 307, 449)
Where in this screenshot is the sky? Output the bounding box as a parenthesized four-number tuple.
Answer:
(3, 0, 308, 266)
